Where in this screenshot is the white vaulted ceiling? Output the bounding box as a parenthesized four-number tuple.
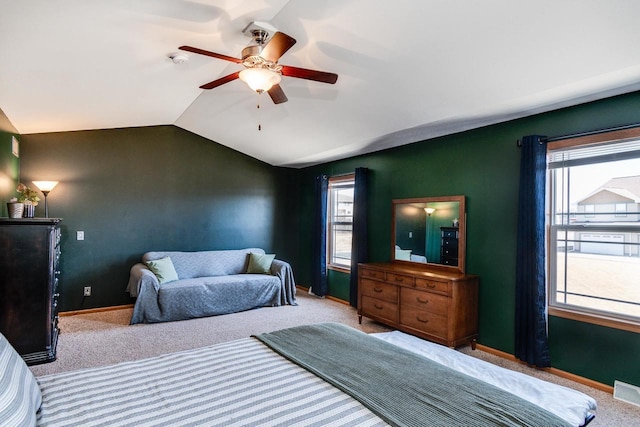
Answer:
(2, 1, 640, 167)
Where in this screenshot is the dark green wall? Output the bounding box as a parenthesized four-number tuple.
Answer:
(0, 108, 20, 216)
(327, 269, 351, 301)
(297, 91, 640, 387)
(20, 126, 298, 312)
(12, 91, 640, 386)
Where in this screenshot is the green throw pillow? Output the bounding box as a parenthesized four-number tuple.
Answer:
(145, 256, 179, 284)
(246, 253, 275, 274)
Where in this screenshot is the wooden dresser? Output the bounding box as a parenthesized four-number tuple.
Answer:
(0, 218, 62, 364)
(358, 262, 478, 348)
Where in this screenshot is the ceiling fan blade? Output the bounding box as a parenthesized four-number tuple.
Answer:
(281, 65, 338, 84)
(267, 84, 288, 104)
(179, 45, 243, 64)
(199, 72, 240, 90)
(260, 32, 297, 62)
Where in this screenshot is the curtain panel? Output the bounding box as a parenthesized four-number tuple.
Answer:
(312, 175, 329, 296)
(349, 168, 369, 307)
(515, 135, 551, 367)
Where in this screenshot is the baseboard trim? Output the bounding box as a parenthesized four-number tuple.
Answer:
(326, 295, 350, 305)
(295, 285, 351, 306)
(60, 304, 135, 317)
(475, 343, 613, 394)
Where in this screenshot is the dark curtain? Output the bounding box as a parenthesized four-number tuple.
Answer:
(312, 175, 329, 297)
(349, 168, 369, 307)
(515, 135, 551, 367)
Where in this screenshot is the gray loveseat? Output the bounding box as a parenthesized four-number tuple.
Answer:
(126, 248, 296, 324)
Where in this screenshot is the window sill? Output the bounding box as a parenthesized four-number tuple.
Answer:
(549, 306, 640, 334)
(327, 265, 351, 274)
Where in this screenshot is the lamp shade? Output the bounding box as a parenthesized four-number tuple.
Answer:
(239, 68, 281, 93)
(33, 181, 59, 193)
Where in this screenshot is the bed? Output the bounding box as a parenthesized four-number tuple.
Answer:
(1, 323, 596, 427)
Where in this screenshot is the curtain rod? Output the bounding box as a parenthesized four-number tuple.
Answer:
(516, 123, 640, 147)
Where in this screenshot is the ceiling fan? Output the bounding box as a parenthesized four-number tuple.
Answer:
(179, 22, 338, 104)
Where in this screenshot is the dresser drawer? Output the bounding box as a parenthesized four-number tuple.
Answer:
(415, 277, 449, 294)
(386, 272, 415, 287)
(400, 307, 447, 336)
(442, 238, 458, 249)
(401, 288, 448, 316)
(360, 268, 385, 281)
(441, 246, 458, 257)
(360, 278, 398, 303)
(361, 295, 398, 323)
(441, 257, 458, 266)
(442, 229, 458, 239)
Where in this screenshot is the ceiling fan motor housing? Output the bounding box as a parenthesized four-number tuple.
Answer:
(241, 44, 282, 72)
(242, 45, 263, 61)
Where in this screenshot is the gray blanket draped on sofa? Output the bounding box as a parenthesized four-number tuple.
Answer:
(126, 249, 297, 324)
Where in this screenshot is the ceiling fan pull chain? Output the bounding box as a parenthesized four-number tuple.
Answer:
(257, 93, 262, 131)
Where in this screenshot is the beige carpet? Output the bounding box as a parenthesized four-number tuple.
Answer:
(30, 291, 639, 426)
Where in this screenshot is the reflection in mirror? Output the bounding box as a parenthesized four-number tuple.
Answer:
(392, 195, 466, 273)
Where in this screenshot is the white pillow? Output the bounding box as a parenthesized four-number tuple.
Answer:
(0, 333, 42, 427)
(395, 248, 412, 261)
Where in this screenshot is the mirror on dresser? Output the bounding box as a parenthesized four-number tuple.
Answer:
(392, 195, 466, 273)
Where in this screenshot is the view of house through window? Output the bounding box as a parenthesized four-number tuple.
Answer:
(548, 136, 640, 325)
(328, 175, 354, 270)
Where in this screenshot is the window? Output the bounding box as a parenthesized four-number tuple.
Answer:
(615, 203, 628, 217)
(547, 130, 640, 329)
(583, 204, 595, 218)
(327, 174, 354, 270)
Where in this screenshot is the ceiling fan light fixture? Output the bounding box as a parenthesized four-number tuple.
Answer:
(239, 67, 281, 93)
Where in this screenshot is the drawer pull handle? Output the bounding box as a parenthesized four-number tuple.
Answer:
(426, 283, 436, 289)
(416, 297, 429, 304)
(416, 316, 429, 323)
(374, 287, 383, 293)
(374, 303, 383, 310)
(395, 277, 404, 282)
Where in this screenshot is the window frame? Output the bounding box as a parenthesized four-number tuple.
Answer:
(327, 174, 355, 273)
(546, 127, 640, 333)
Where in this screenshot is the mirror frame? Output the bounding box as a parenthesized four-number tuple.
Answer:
(391, 195, 466, 273)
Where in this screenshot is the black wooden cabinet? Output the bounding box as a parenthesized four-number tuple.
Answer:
(0, 218, 61, 364)
(440, 226, 459, 266)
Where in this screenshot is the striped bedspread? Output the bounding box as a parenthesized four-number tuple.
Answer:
(256, 323, 572, 427)
(36, 338, 388, 426)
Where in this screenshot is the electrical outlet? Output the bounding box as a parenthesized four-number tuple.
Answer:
(76, 231, 85, 241)
(83, 286, 91, 297)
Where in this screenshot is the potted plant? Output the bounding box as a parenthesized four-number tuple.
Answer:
(16, 183, 40, 218)
(6, 197, 24, 218)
